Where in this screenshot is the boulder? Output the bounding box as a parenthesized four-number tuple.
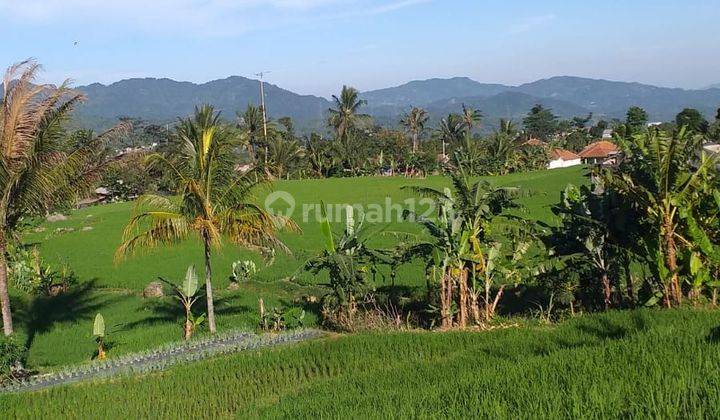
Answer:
(46, 213, 68, 222)
(143, 281, 164, 298)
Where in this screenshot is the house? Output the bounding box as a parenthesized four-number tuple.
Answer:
(548, 148, 582, 169)
(601, 129, 613, 139)
(77, 187, 111, 208)
(579, 140, 619, 165)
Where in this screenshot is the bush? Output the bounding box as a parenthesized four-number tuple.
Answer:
(0, 336, 25, 380)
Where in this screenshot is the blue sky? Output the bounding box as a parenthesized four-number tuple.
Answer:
(1, 0, 718, 97)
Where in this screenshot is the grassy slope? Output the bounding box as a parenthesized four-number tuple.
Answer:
(12, 167, 585, 369)
(2, 309, 719, 418)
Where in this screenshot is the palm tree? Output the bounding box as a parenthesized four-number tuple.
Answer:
(0, 60, 125, 335)
(460, 104, 482, 133)
(436, 114, 464, 158)
(116, 105, 296, 333)
(237, 104, 265, 163)
(400, 107, 429, 153)
(327, 86, 370, 144)
(606, 127, 718, 306)
(266, 134, 305, 179)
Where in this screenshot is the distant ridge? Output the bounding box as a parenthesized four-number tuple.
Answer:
(71, 75, 720, 133)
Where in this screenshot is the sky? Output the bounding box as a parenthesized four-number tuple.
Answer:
(1, 0, 719, 97)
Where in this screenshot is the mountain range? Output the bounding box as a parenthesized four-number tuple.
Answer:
(70, 75, 720, 134)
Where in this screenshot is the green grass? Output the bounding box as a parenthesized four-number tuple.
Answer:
(2, 309, 719, 418)
(10, 167, 585, 369)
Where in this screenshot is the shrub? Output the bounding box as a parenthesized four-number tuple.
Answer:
(0, 336, 25, 380)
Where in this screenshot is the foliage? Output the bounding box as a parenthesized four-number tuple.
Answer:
(0, 335, 25, 380)
(605, 127, 719, 306)
(260, 306, 306, 331)
(522, 104, 558, 141)
(93, 313, 107, 360)
(230, 260, 257, 284)
(305, 204, 391, 330)
(676, 108, 709, 134)
(116, 105, 296, 334)
(161, 265, 206, 340)
(402, 160, 525, 327)
(0, 60, 126, 335)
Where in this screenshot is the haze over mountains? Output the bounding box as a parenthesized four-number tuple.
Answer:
(72, 75, 720, 133)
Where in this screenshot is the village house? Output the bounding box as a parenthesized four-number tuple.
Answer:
(548, 148, 582, 169)
(579, 140, 619, 165)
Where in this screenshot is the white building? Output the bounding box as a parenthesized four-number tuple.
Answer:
(548, 148, 582, 169)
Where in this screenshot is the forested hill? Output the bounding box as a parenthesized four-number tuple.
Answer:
(71, 75, 720, 132)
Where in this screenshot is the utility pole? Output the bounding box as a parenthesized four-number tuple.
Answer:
(256, 71, 270, 165)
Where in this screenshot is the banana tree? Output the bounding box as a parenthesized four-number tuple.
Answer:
(403, 161, 522, 328)
(606, 127, 719, 306)
(306, 204, 390, 326)
(161, 265, 205, 340)
(93, 314, 106, 360)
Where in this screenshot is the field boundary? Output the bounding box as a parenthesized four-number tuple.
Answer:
(1, 329, 324, 394)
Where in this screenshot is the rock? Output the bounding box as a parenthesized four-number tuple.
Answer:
(81, 226, 93, 231)
(46, 213, 68, 222)
(143, 281, 164, 298)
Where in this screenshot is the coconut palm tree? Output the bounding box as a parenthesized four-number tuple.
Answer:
(400, 107, 429, 153)
(237, 104, 265, 163)
(606, 127, 718, 306)
(460, 104, 482, 133)
(327, 86, 370, 144)
(0, 60, 125, 335)
(116, 105, 296, 333)
(436, 114, 464, 158)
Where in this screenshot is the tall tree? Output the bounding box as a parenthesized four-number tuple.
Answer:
(675, 108, 709, 134)
(0, 60, 125, 335)
(400, 107, 429, 153)
(327, 86, 370, 144)
(460, 104, 482, 133)
(237, 104, 265, 163)
(606, 127, 718, 307)
(436, 114, 464, 157)
(116, 105, 296, 333)
(522, 105, 558, 141)
(625, 106, 648, 134)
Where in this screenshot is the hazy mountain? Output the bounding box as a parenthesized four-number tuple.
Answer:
(425, 92, 590, 128)
(514, 76, 720, 121)
(74, 76, 330, 132)
(360, 77, 510, 107)
(69, 75, 720, 134)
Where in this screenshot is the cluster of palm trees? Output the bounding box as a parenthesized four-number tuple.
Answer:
(0, 61, 130, 335)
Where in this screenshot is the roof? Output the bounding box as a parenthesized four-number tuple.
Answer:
(550, 148, 581, 161)
(523, 138, 547, 147)
(579, 141, 619, 159)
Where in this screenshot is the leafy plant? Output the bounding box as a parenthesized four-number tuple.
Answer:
(230, 260, 257, 284)
(161, 265, 206, 340)
(261, 306, 306, 332)
(0, 335, 25, 381)
(93, 314, 107, 360)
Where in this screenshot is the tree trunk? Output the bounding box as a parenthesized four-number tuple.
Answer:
(664, 220, 681, 306)
(440, 270, 452, 329)
(184, 310, 193, 340)
(457, 269, 468, 328)
(0, 231, 13, 336)
(203, 233, 217, 334)
(412, 132, 418, 153)
(601, 272, 611, 310)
